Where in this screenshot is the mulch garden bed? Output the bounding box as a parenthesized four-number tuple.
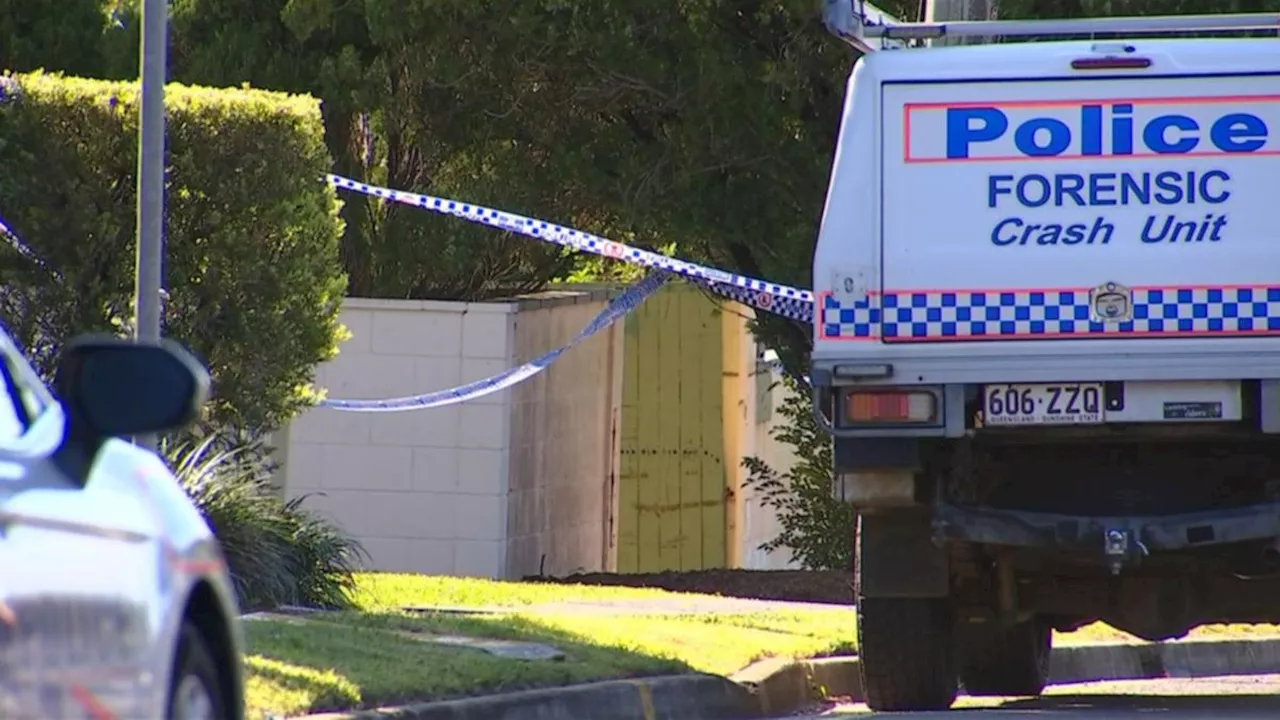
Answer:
(523, 569, 854, 606)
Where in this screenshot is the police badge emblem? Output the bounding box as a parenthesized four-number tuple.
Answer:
(1090, 282, 1133, 323)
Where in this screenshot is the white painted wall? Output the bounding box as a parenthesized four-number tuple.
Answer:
(739, 351, 804, 571)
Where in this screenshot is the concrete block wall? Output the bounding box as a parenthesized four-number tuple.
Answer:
(505, 293, 624, 578)
(277, 289, 622, 579)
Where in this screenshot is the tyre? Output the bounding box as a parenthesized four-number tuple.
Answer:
(167, 621, 228, 720)
(857, 597, 959, 711)
(958, 617, 1052, 697)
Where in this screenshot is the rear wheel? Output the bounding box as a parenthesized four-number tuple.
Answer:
(959, 617, 1052, 697)
(857, 597, 959, 711)
(167, 621, 228, 720)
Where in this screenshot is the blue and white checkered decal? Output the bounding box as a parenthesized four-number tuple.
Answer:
(821, 286, 1280, 342)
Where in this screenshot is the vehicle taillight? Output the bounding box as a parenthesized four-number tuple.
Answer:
(844, 390, 937, 424)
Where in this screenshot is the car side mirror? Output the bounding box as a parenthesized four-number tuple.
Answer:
(54, 334, 211, 438)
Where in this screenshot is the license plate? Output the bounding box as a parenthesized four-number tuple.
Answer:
(983, 383, 1104, 426)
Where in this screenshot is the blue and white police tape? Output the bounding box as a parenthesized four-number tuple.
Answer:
(325, 174, 815, 324)
(318, 271, 670, 412)
(0, 214, 61, 279)
(688, 276, 815, 326)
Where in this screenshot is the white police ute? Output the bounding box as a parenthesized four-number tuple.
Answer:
(813, 2, 1280, 711)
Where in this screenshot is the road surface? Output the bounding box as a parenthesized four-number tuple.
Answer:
(783, 674, 1280, 719)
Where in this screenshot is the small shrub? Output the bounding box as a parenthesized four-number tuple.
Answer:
(167, 435, 365, 611)
(742, 375, 853, 572)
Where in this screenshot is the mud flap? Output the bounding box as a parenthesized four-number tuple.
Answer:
(857, 511, 950, 598)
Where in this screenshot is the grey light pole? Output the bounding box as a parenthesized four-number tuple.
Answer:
(135, 0, 169, 450)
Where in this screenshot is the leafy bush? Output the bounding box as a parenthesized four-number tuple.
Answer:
(742, 375, 853, 572)
(167, 436, 365, 611)
(0, 71, 347, 436)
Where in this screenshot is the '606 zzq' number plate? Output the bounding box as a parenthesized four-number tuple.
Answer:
(983, 383, 1104, 426)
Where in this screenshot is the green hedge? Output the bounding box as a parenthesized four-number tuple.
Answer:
(0, 71, 347, 435)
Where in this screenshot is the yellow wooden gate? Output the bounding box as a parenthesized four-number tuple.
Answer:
(616, 283, 738, 572)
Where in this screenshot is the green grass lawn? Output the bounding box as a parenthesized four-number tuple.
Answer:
(242, 571, 1280, 718)
(351, 572, 690, 609)
(243, 572, 858, 719)
(1058, 621, 1280, 645)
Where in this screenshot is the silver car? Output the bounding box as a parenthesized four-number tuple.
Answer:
(0, 328, 244, 719)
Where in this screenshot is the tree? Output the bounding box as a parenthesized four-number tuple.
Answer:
(0, 0, 109, 76)
(103, 0, 871, 347)
(99, 0, 1280, 367)
(164, 0, 584, 300)
(1001, 0, 1278, 21)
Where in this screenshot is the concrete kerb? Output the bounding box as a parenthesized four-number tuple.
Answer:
(730, 656, 863, 717)
(289, 637, 1280, 719)
(729, 637, 1280, 715)
(1049, 636, 1280, 684)
(290, 674, 758, 720)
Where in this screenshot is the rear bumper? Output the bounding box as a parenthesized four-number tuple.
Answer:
(934, 499, 1280, 553)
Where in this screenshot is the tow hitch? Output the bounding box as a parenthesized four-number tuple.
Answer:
(1104, 528, 1149, 575)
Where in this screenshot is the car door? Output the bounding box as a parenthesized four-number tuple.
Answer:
(0, 334, 166, 719)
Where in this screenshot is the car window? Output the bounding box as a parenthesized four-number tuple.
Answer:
(8, 354, 45, 421)
(0, 354, 27, 443)
(0, 329, 52, 447)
